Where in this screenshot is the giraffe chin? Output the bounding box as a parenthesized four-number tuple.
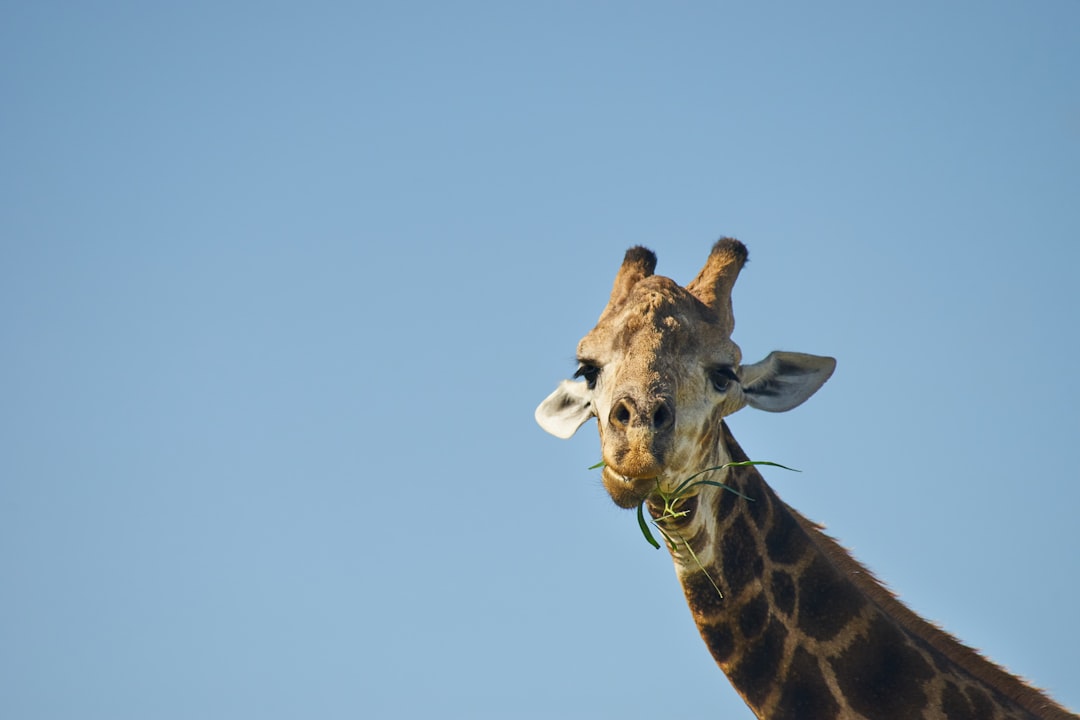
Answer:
(601, 466, 660, 509)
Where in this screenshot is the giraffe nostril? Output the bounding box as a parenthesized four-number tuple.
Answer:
(612, 400, 633, 427)
(652, 401, 675, 431)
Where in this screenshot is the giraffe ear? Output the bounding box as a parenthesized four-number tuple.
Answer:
(741, 351, 836, 413)
(535, 379, 594, 438)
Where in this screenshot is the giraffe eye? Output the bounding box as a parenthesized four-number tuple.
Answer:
(574, 363, 601, 390)
(709, 366, 738, 393)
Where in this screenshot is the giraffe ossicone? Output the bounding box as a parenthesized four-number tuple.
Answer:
(536, 239, 1076, 720)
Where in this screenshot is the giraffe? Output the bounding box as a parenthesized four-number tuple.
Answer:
(535, 239, 1075, 720)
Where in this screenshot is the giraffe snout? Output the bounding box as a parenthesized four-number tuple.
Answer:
(602, 393, 676, 491)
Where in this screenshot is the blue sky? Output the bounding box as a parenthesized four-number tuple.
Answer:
(2, 2, 1078, 718)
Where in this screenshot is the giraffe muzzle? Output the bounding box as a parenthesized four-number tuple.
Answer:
(602, 393, 674, 482)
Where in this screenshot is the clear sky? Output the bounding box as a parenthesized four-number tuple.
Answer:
(2, 2, 1078, 718)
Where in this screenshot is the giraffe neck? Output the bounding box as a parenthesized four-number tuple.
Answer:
(648, 422, 1074, 720)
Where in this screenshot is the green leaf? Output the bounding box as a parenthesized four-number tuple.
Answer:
(723, 460, 800, 473)
(653, 522, 678, 551)
(670, 467, 714, 495)
(587, 460, 606, 470)
(670, 460, 799, 496)
(681, 540, 723, 599)
(690, 480, 755, 501)
(637, 502, 661, 549)
(628, 457, 799, 600)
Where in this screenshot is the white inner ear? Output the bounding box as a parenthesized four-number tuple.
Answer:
(535, 379, 595, 439)
(741, 351, 836, 413)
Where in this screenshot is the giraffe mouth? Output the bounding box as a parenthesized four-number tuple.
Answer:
(601, 466, 661, 508)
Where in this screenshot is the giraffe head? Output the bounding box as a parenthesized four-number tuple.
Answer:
(536, 239, 836, 508)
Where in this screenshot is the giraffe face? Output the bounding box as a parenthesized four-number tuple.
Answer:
(573, 275, 747, 507)
(536, 241, 835, 508)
